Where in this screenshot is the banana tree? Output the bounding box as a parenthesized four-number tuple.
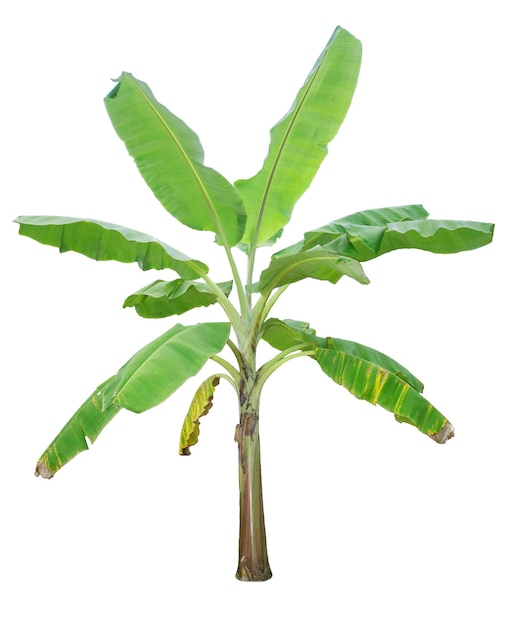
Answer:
(15, 26, 494, 581)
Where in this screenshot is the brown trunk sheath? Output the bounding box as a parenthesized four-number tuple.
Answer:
(234, 375, 272, 581)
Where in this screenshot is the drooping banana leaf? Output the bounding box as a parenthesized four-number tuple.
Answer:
(15, 216, 207, 279)
(235, 26, 362, 248)
(104, 73, 246, 246)
(260, 318, 423, 392)
(124, 279, 233, 318)
(35, 323, 230, 478)
(179, 375, 220, 455)
(253, 248, 369, 294)
(35, 377, 121, 479)
(95, 322, 230, 413)
(315, 340, 452, 443)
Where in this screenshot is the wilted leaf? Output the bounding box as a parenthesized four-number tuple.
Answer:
(179, 375, 221, 455)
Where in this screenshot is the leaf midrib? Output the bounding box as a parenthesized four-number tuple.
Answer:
(107, 326, 187, 405)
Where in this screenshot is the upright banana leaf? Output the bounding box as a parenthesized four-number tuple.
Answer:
(95, 322, 231, 413)
(15, 216, 207, 279)
(104, 73, 246, 246)
(235, 26, 362, 248)
(35, 377, 122, 479)
(253, 248, 369, 293)
(124, 279, 233, 318)
(179, 375, 221, 455)
(315, 340, 453, 443)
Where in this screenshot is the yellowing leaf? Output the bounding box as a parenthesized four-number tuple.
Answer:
(179, 376, 221, 455)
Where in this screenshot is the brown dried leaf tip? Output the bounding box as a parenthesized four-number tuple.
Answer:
(35, 460, 54, 479)
(431, 421, 455, 444)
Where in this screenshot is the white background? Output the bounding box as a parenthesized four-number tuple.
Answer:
(1, 1, 507, 624)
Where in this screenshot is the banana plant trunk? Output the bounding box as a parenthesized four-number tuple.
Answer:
(234, 360, 272, 581)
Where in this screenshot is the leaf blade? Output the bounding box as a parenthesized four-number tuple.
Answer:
(273, 204, 430, 257)
(301, 204, 431, 251)
(123, 279, 233, 318)
(325, 219, 495, 262)
(179, 375, 220, 455)
(256, 248, 369, 293)
(378, 219, 495, 256)
(260, 318, 423, 392)
(315, 343, 451, 442)
(260, 318, 327, 351)
(104, 73, 246, 246)
(274, 208, 494, 263)
(235, 26, 362, 247)
(35, 377, 121, 479)
(15, 215, 207, 279)
(97, 323, 231, 413)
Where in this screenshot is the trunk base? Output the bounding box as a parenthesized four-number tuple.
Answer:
(236, 560, 272, 582)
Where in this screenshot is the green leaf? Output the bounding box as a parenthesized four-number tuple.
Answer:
(235, 26, 362, 248)
(275, 206, 494, 263)
(104, 73, 246, 246)
(254, 248, 369, 293)
(95, 322, 231, 413)
(124, 279, 233, 318)
(260, 318, 423, 392)
(35, 377, 122, 479)
(179, 375, 220, 456)
(322, 219, 495, 262)
(15, 216, 207, 279)
(322, 337, 424, 392)
(273, 204, 430, 257)
(260, 318, 327, 351)
(374, 219, 495, 257)
(301, 204, 430, 251)
(315, 342, 452, 442)
(34, 324, 230, 478)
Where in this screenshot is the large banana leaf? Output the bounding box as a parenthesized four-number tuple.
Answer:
(315, 341, 452, 443)
(375, 219, 494, 256)
(290, 204, 430, 252)
(35, 322, 230, 478)
(15, 216, 207, 279)
(260, 318, 423, 392)
(95, 322, 231, 413)
(235, 26, 362, 248)
(124, 279, 232, 318)
(275, 206, 494, 262)
(179, 375, 220, 456)
(104, 73, 246, 246)
(35, 377, 121, 479)
(321, 219, 494, 262)
(253, 248, 369, 294)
